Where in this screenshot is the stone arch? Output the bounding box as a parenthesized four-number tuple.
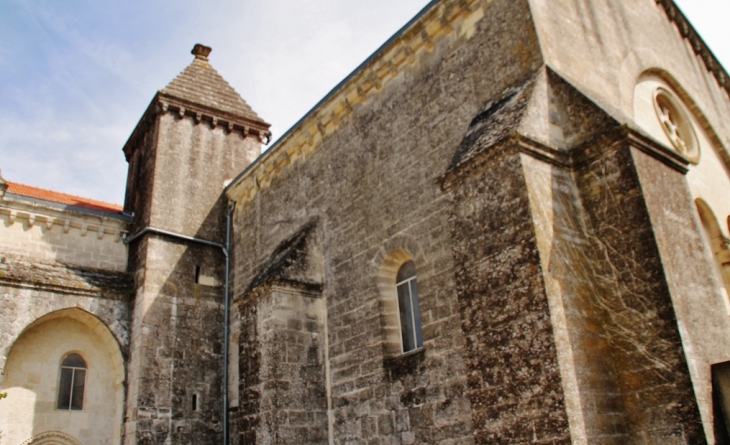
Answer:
(0, 299, 128, 389)
(20, 430, 84, 445)
(377, 248, 417, 357)
(636, 68, 729, 158)
(696, 199, 730, 308)
(697, 200, 729, 256)
(634, 70, 730, 237)
(3, 308, 125, 383)
(370, 234, 426, 272)
(619, 47, 726, 150)
(619, 46, 669, 112)
(0, 307, 125, 445)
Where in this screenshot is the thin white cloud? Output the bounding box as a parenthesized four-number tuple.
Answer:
(0, 0, 727, 205)
(0, 0, 434, 203)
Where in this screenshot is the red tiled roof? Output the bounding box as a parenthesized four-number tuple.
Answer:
(7, 182, 123, 213)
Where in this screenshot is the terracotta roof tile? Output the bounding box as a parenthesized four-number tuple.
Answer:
(7, 182, 123, 213)
(161, 52, 263, 122)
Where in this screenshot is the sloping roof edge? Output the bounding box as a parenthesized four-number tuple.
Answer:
(225, 0, 483, 202)
(5, 182, 125, 216)
(224, 0, 729, 205)
(656, 0, 730, 95)
(160, 49, 265, 122)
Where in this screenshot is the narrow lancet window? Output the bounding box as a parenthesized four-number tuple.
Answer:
(396, 261, 423, 353)
(57, 353, 87, 410)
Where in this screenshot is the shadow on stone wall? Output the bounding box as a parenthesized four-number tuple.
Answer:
(547, 146, 704, 441)
(128, 195, 229, 444)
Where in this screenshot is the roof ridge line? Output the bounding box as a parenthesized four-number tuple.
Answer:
(160, 48, 265, 122)
(6, 181, 123, 212)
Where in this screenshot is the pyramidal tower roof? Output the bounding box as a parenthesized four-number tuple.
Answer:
(160, 44, 262, 122)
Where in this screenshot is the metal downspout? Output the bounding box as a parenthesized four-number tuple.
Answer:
(123, 226, 226, 252)
(223, 201, 235, 445)
(122, 213, 235, 444)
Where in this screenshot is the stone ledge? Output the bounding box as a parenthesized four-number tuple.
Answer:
(157, 94, 271, 143)
(0, 253, 133, 299)
(0, 195, 129, 242)
(439, 125, 691, 192)
(383, 348, 426, 380)
(122, 92, 271, 162)
(235, 279, 324, 309)
(0, 208, 126, 241)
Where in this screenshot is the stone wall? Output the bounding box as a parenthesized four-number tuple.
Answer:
(448, 149, 571, 444)
(122, 102, 263, 443)
(0, 219, 127, 272)
(528, 0, 730, 148)
(521, 122, 707, 444)
(228, 1, 548, 443)
(148, 113, 260, 239)
(0, 194, 129, 272)
(236, 287, 328, 445)
(0, 254, 132, 386)
(0, 312, 125, 445)
(573, 144, 703, 443)
(0, 255, 132, 445)
(631, 145, 730, 442)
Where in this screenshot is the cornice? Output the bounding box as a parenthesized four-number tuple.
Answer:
(656, 0, 730, 97)
(226, 0, 485, 204)
(0, 277, 129, 299)
(157, 93, 272, 140)
(0, 197, 128, 241)
(438, 125, 690, 192)
(123, 92, 272, 161)
(0, 254, 133, 299)
(235, 277, 324, 309)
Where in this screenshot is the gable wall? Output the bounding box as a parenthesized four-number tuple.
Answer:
(528, 1, 730, 440)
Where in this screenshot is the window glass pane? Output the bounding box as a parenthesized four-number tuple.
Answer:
(57, 368, 73, 409)
(71, 369, 86, 410)
(398, 281, 416, 352)
(410, 280, 423, 349)
(396, 261, 416, 283)
(62, 354, 86, 368)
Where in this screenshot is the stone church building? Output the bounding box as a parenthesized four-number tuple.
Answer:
(2, 0, 730, 443)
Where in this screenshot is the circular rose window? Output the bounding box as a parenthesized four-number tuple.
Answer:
(653, 87, 700, 163)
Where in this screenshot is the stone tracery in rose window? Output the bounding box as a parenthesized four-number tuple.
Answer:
(653, 87, 700, 163)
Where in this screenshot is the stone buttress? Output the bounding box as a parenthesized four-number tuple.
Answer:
(439, 66, 706, 443)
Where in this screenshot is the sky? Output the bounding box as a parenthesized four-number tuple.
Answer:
(0, 0, 728, 205)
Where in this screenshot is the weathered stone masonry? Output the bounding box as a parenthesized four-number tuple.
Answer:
(3, 0, 730, 443)
(121, 44, 269, 444)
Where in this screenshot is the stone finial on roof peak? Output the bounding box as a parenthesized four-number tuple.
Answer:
(192, 44, 212, 60)
(159, 44, 267, 124)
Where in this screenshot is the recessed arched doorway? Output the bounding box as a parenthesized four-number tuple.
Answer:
(0, 308, 125, 445)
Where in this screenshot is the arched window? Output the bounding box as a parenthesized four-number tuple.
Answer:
(57, 353, 86, 410)
(396, 261, 423, 353)
(696, 199, 730, 314)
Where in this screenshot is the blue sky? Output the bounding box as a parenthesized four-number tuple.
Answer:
(0, 0, 727, 205)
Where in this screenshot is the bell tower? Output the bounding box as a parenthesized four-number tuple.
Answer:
(121, 44, 269, 444)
